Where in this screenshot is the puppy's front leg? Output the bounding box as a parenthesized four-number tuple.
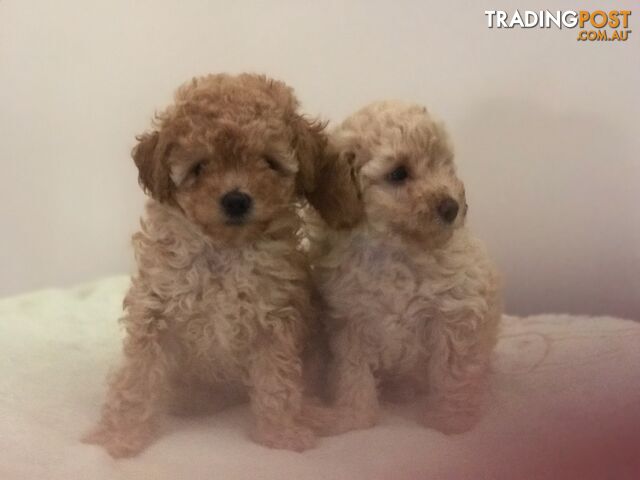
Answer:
(248, 338, 316, 452)
(326, 324, 379, 434)
(83, 312, 170, 458)
(421, 316, 493, 434)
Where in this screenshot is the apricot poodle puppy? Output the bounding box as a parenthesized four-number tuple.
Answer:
(307, 101, 502, 435)
(83, 73, 328, 457)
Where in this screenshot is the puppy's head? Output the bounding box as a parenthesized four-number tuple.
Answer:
(311, 101, 466, 247)
(132, 73, 325, 245)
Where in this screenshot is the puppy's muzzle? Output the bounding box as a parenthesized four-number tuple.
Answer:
(220, 190, 253, 224)
(437, 196, 459, 224)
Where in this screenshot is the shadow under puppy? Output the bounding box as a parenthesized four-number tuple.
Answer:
(307, 101, 502, 435)
(84, 73, 328, 457)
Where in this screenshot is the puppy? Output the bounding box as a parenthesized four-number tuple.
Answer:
(307, 101, 502, 435)
(83, 74, 327, 457)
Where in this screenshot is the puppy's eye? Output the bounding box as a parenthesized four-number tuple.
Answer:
(190, 160, 206, 178)
(386, 165, 409, 184)
(263, 154, 282, 172)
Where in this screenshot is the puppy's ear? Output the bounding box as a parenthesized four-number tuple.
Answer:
(291, 115, 327, 196)
(132, 131, 172, 202)
(306, 146, 364, 230)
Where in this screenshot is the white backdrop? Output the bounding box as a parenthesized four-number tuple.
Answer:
(1, 0, 638, 318)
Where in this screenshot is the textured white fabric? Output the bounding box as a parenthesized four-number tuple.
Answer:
(1, 276, 639, 479)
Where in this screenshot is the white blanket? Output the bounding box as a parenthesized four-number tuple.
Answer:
(1, 276, 639, 479)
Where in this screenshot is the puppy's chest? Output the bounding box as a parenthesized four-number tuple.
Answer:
(322, 239, 448, 371)
(328, 240, 436, 312)
(331, 243, 433, 325)
(166, 249, 267, 366)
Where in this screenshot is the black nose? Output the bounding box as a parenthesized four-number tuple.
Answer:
(437, 197, 459, 223)
(220, 191, 252, 219)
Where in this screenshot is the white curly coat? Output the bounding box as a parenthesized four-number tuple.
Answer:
(308, 101, 502, 435)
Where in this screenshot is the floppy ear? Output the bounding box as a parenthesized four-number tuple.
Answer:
(306, 146, 364, 230)
(132, 131, 173, 202)
(291, 115, 326, 196)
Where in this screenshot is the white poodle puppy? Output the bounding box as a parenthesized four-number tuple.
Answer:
(306, 101, 502, 435)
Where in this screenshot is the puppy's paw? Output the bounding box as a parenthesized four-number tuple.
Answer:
(297, 399, 341, 435)
(336, 415, 377, 435)
(420, 403, 481, 434)
(310, 406, 378, 436)
(82, 422, 155, 458)
(251, 423, 317, 452)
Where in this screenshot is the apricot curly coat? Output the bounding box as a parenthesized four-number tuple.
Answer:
(308, 101, 502, 435)
(84, 74, 328, 457)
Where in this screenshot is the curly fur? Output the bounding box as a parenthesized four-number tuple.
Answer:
(308, 101, 502, 435)
(83, 73, 328, 457)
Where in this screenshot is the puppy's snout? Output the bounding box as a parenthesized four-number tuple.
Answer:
(220, 190, 253, 220)
(437, 196, 459, 224)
